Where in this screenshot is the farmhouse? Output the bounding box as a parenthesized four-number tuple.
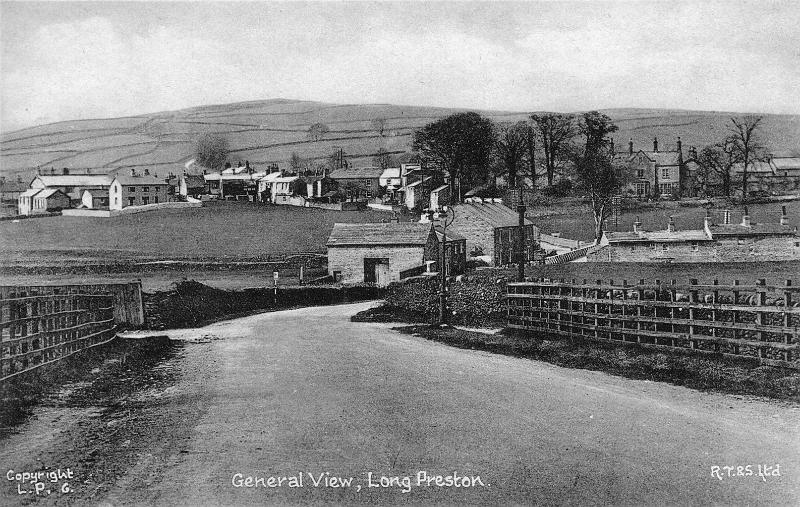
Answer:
(204, 161, 266, 201)
(589, 209, 800, 262)
(329, 166, 385, 200)
(615, 137, 684, 198)
(326, 222, 438, 286)
(446, 200, 539, 266)
(109, 171, 171, 210)
(18, 188, 71, 215)
(269, 176, 307, 205)
(30, 172, 114, 204)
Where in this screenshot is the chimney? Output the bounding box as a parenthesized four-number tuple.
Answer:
(723, 209, 731, 225)
(676, 137, 682, 154)
(62, 167, 69, 175)
(780, 206, 788, 226)
(667, 216, 675, 233)
(628, 138, 634, 155)
(653, 137, 659, 152)
(633, 217, 642, 233)
(741, 206, 751, 227)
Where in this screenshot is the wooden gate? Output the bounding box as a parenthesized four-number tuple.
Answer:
(0, 286, 117, 381)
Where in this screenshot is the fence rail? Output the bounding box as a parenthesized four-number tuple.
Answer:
(1, 285, 119, 381)
(507, 277, 800, 369)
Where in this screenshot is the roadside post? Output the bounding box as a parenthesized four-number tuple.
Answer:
(273, 271, 279, 298)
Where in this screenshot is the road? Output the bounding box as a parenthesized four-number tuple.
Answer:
(5, 302, 799, 505)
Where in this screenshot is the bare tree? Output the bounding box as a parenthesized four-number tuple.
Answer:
(697, 142, 739, 197)
(728, 116, 764, 200)
(373, 148, 395, 170)
(308, 122, 330, 141)
(530, 113, 577, 187)
(289, 152, 305, 173)
(494, 122, 528, 187)
(371, 117, 387, 137)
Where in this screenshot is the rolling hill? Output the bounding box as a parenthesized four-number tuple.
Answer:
(1, 99, 798, 183)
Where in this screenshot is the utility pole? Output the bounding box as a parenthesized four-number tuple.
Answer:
(517, 184, 526, 281)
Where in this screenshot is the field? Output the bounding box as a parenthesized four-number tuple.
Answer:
(0, 201, 407, 265)
(2, 99, 798, 184)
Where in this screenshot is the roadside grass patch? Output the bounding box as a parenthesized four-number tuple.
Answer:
(388, 324, 800, 401)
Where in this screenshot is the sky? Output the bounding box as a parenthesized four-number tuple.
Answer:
(1, 0, 799, 132)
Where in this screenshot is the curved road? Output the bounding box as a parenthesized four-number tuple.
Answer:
(107, 302, 798, 505)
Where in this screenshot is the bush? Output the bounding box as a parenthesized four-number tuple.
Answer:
(542, 180, 573, 198)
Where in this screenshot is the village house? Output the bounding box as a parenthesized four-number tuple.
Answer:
(589, 208, 799, 262)
(304, 173, 337, 200)
(269, 175, 307, 204)
(326, 222, 439, 286)
(0, 177, 28, 204)
(328, 166, 385, 200)
(204, 161, 266, 201)
(429, 185, 450, 212)
(434, 226, 467, 276)
(614, 137, 685, 199)
(445, 200, 540, 266)
(178, 174, 206, 198)
(29, 171, 114, 204)
(81, 189, 110, 209)
(109, 171, 171, 210)
(18, 188, 71, 215)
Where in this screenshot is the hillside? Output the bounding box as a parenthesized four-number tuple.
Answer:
(1, 99, 798, 183)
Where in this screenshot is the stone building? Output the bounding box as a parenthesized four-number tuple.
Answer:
(614, 137, 685, 198)
(109, 171, 171, 210)
(589, 209, 799, 262)
(328, 167, 385, 200)
(446, 200, 539, 266)
(326, 222, 439, 286)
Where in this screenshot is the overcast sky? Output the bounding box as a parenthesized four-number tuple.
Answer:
(1, 1, 798, 132)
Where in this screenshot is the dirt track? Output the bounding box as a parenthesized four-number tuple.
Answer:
(1, 302, 798, 505)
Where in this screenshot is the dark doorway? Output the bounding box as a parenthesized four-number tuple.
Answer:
(364, 258, 389, 284)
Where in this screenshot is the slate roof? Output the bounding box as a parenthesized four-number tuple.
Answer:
(708, 223, 797, 237)
(771, 157, 800, 171)
(329, 167, 385, 179)
(606, 229, 712, 243)
(34, 174, 113, 187)
(182, 175, 205, 188)
(83, 188, 109, 198)
(112, 174, 170, 186)
(638, 150, 680, 166)
(35, 188, 68, 200)
(19, 189, 41, 198)
(0, 180, 29, 193)
(327, 222, 433, 247)
(732, 160, 774, 174)
(450, 202, 533, 228)
(434, 227, 466, 242)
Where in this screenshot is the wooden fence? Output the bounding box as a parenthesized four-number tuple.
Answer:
(507, 277, 800, 369)
(0, 285, 124, 381)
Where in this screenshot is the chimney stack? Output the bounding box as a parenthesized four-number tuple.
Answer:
(780, 205, 788, 226)
(629, 138, 634, 155)
(633, 217, 642, 233)
(676, 136, 682, 153)
(653, 137, 659, 152)
(667, 216, 675, 233)
(723, 209, 731, 225)
(704, 210, 711, 232)
(741, 206, 751, 227)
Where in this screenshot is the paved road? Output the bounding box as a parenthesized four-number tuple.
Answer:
(108, 302, 798, 505)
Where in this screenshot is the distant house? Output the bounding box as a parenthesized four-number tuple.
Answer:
(447, 200, 540, 266)
(109, 171, 171, 210)
(270, 176, 307, 205)
(305, 174, 337, 200)
(400, 177, 433, 210)
(178, 174, 206, 198)
(17, 189, 41, 215)
(204, 161, 266, 201)
(81, 189, 110, 209)
(434, 226, 467, 276)
(429, 185, 450, 211)
(0, 178, 28, 204)
(329, 167, 385, 200)
(326, 222, 438, 286)
(589, 211, 800, 262)
(18, 188, 70, 215)
(615, 137, 684, 198)
(30, 173, 114, 205)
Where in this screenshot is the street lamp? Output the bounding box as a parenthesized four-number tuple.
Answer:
(426, 205, 456, 325)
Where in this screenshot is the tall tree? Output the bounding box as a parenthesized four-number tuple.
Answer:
(572, 112, 624, 241)
(289, 152, 305, 173)
(373, 148, 395, 170)
(308, 122, 330, 141)
(697, 142, 739, 197)
(412, 112, 495, 201)
(530, 113, 577, 186)
(494, 121, 528, 187)
(195, 133, 229, 171)
(728, 116, 764, 200)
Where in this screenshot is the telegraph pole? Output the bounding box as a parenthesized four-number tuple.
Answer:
(517, 184, 526, 281)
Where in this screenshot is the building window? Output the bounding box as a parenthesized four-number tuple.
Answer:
(737, 237, 746, 245)
(630, 245, 636, 252)
(691, 242, 699, 252)
(142, 197, 149, 205)
(363, 179, 371, 187)
(143, 186, 149, 192)
(154, 196, 159, 204)
(129, 187, 136, 193)
(637, 169, 644, 178)
(662, 244, 669, 252)
(662, 167, 670, 179)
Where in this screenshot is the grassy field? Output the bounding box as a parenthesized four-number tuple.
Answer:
(0, 201, 407, 265)
(2, 99, 798, 183)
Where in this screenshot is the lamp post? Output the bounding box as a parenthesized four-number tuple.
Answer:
(429, 206, 455, 325)
(517, 185, 526, 281)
